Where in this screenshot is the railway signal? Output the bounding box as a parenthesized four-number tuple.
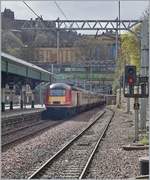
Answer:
(123, 65, 149, 142)
(125, 65, 136, 86)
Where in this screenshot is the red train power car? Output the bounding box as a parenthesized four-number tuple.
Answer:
(43, 83, 105, 119)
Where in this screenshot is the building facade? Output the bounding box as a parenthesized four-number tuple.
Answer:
(32, 47, 78, 64)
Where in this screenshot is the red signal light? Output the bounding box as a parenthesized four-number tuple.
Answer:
(128, 77, 134, 84)
(125, 65, 136, 85)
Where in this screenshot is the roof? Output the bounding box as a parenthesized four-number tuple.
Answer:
(50, 83, 71, 89)
(1, 52, 52, 75)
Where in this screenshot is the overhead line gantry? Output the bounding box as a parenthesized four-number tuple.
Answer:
(21, 19, 141, 32)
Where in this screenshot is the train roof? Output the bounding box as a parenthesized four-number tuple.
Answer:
(50, 83, 71, 89)
(49, 83, 102, 96)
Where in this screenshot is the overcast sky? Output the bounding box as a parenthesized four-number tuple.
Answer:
(1, 1, 149, 20)
(1, 1, 149, 34)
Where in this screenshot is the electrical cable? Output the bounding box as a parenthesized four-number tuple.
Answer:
(54, 1, 68, 20)
(22, 1, 41, 19)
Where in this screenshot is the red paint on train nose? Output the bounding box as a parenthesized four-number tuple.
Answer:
(65, 89, 72, 105)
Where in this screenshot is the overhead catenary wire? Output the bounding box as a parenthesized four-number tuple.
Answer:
(22, 1, 41, 19)
(54, 1, 68, 20)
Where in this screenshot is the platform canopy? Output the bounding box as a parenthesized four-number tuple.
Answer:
(1, 52, 52, 82)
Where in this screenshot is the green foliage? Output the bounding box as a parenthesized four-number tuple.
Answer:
(112, 25, 141, 93)
(139, 134, 149, 145)
(121, 30, 140, 71)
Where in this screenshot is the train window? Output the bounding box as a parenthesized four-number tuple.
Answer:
(50, 89, 65, 96)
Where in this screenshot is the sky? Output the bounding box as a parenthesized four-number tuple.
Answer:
(1, 1, 149, 34)
(1, 1, 149, 20)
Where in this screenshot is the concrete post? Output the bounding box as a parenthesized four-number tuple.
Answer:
(134, 97, 139, 141)
(1, 87, 6, 112)
(127, 98, 130, 113)
(20, 86, 24, 109)
(118, 77, 122, 108)
(39, 83, 41, 105)
(10, 89, 13, 110)
(140, 19, 149, 130)
(24, 85, 28, 108)
(31, 89, 35, 108)
(90, 64, 92, 92)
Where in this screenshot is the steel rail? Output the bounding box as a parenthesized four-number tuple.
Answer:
(2, 121, 44, 136)
(2, 120, 63, 150)
(79, 109, 115, 179)
(28, 110, 106, 179)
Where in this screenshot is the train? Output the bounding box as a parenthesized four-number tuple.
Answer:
(42, 83, 106, 119)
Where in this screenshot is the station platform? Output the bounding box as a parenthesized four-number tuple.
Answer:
(2, 104, 45, 120)
(2, 105, 46, 132)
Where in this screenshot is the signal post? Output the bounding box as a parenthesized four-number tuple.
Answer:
(124, 65, 149, 141)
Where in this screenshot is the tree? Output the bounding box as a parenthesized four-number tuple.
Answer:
(2, 30, 24, 58)
(121, 30, 140, 71)
(112, 25, 141, 93)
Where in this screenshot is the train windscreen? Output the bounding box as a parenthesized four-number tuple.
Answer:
(50, 89, 65, 96)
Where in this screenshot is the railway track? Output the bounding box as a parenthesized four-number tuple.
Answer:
(2, 121, 44, 136)
(28, 109, 115, 179)
(2, 120, 64, 150)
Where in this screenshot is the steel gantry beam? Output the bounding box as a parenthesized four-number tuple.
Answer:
(55, 19, 141, 31)
(21, 18, 141, 32)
